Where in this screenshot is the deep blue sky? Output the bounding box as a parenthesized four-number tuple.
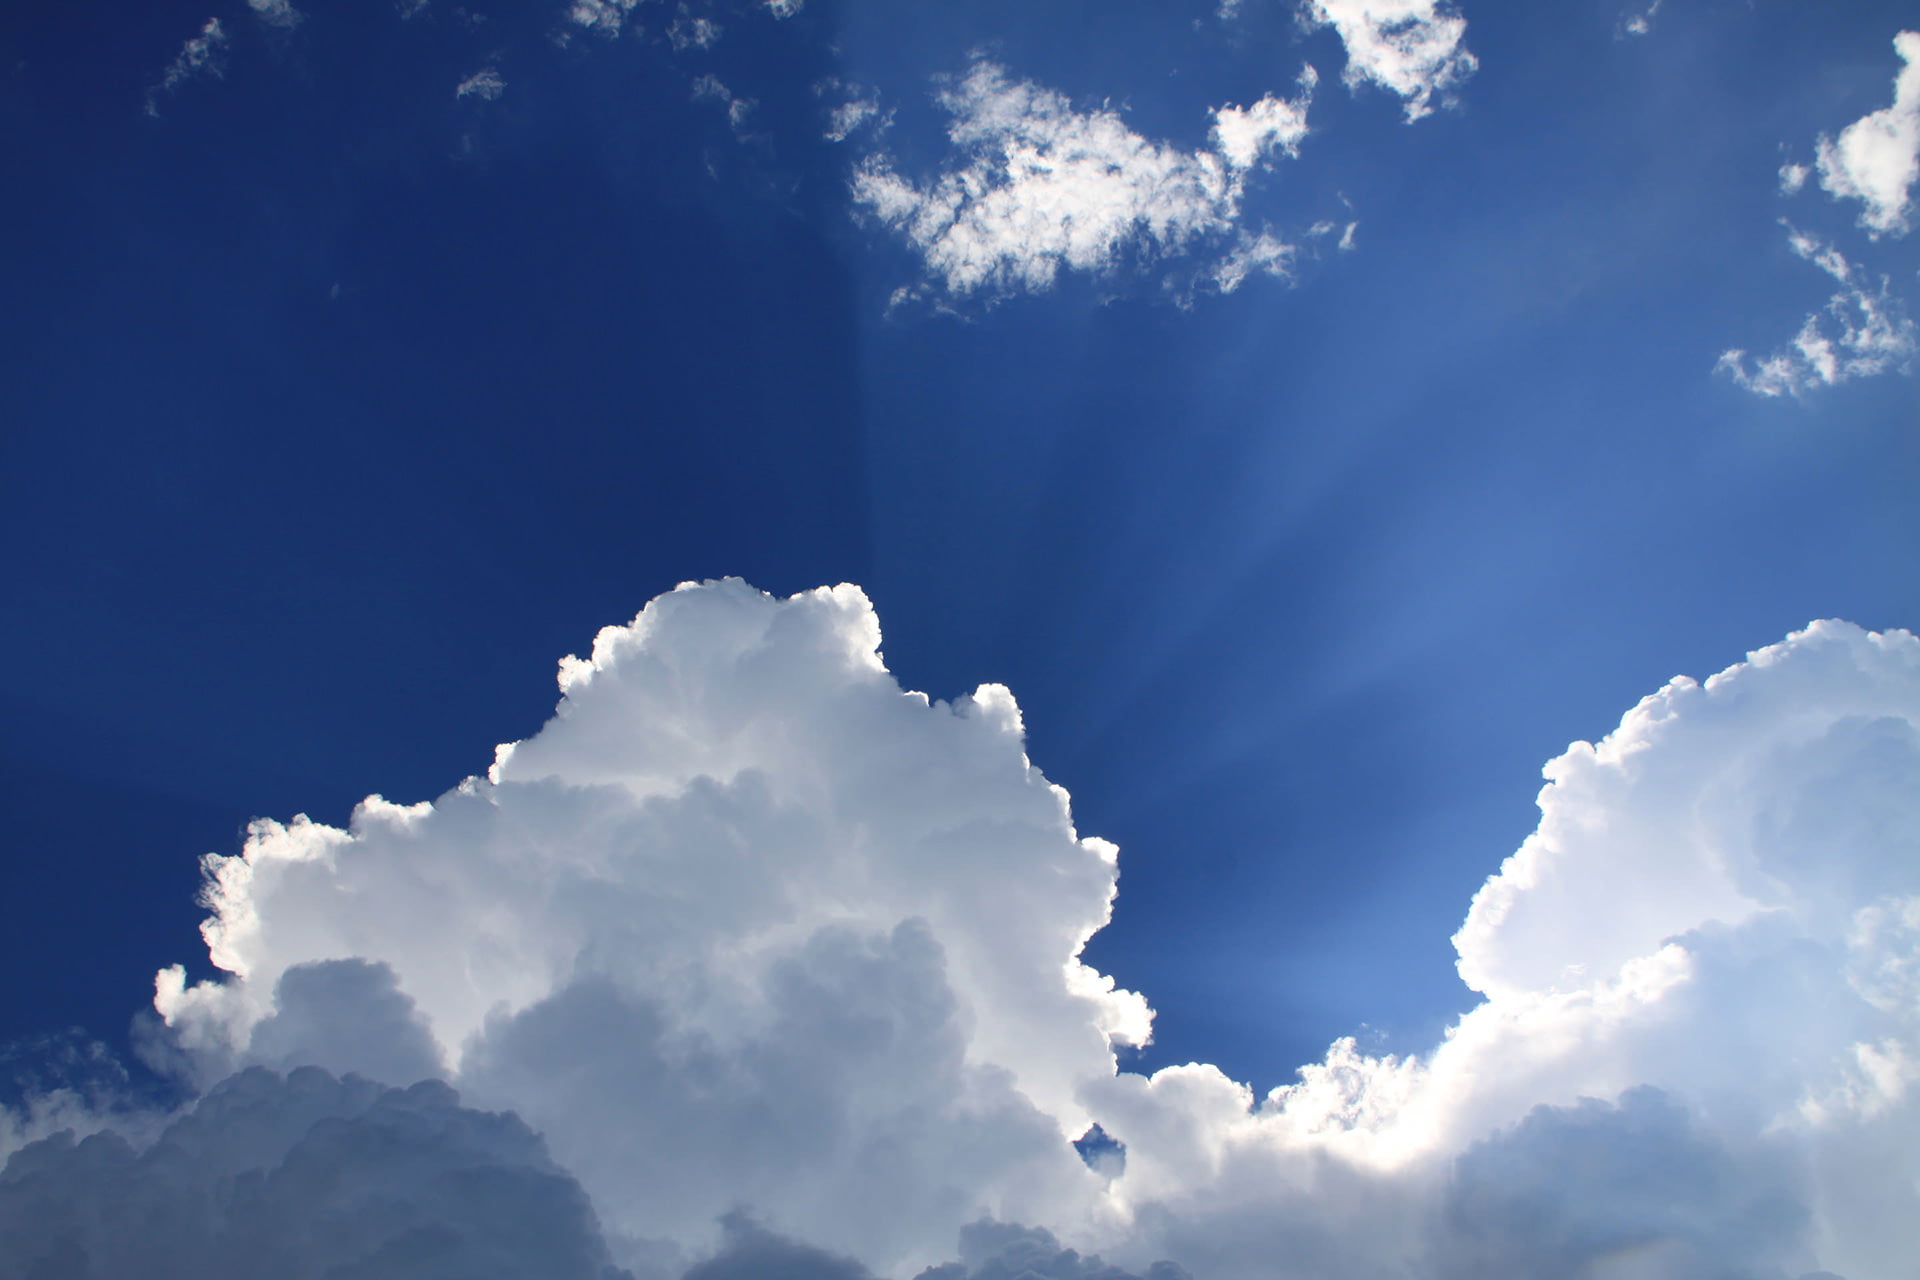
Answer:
(3, 0, 1915, 1092)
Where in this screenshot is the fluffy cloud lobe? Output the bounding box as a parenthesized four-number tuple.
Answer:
(851, 61, 1315, 301)
(1815, 31, 1920, 237)
(7, 583, 1919, 1280)
(1305, 0, 1477, 121)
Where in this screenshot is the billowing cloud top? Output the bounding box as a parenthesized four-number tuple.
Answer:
(5, 584, 1918, 1279)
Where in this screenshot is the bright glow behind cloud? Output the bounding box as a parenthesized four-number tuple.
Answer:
(6, 584, 1919, 1279)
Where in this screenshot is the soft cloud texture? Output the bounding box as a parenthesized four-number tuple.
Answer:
(7, 584, 1918, 1279)
(851, 61, 1315, 300)
(1304, 0, 1477, 121)
(0, 1067, 628, 1280)
(149, 582, 1147, 1275)
(455, 68, 507, 101)
(144, 18, 228, 117)
(1815, 31, 1920, 238)
(247, 0, 304, 31)
(569, 0, 645, 37)
(1717, 225, 1917, 395)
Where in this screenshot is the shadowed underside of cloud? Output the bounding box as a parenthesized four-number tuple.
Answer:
(4, 583, 1917, 1279)
(0, 1066, 629, 1280)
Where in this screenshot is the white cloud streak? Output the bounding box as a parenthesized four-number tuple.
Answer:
(1717, 225, 1917, 396)
(851, 61, 1315, 301)
(144, 18, 228, 117)
(6, 585, 1920, 1280)
(455, 68, 507, 101)
(1815, 31, 1920, 238)
(1304, 0, 1477, 121)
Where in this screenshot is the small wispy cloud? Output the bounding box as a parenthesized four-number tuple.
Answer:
(668, 5, 723, 51)
(247, 0, 304, 31)
(455, 68, 506, 101)
(567, 0, 644, 37)
(851, 60, 1316, 302)
(816, 78, 887, 143)
(1305, 0, 1477, 121)
(764, 0, 802, 17)
(1814, 30, 1920, 238)
(1717, 225, 1917, 396)
(1618, 0, 1662, 39)
(144, 17, 228, 117)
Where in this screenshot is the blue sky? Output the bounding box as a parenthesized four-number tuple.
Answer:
(3, 1, 1919, 1276)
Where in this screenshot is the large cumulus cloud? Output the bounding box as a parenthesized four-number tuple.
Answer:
(5, 582, 1917, 1279)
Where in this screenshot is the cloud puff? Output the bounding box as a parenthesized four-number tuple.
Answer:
(1717, 225, 1917, 396)
(247, 0, 304, 31)
(0, 1066, 629, 1280)
(455, 68, 507, 101)
(1815, 31, 1920, 238)
(850, 60, 1315, 301)
(144, 18, 228, 117)
(149, 581, 1145, 1275)
(1304, 0, 1477, 121)
(10, 583, 1919, 1279)
(569, 0, 646, 37)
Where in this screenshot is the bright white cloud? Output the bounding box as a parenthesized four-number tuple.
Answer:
(145, 582, 1146, 1276)
(851, 61, 1315, 300)
(1718, 225, 1917, 396)
(1304, 0, 1477, 121)
(247, 0, 304, 30)
(6, 585, 1919, 1280)
(455, 68, 506, 101)
(764, 0, 802, 17)
(1815, 31, 1920, 237)
(144, 18, 228, 117)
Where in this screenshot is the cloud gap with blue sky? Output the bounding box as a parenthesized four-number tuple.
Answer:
(2, 1, 1917, 1277)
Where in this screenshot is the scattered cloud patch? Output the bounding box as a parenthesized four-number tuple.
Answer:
(568, 0, 645, 37)
(817, 79, 887, 143)
(692, 74, 755, 133)
(1780, 161, 1810, 196)
(455, 67, 507, 100)
(764, 0, 802, 17)
(1717, 225, 1917, 396)
(850, 60, 1315, 301)
(1618, 0, 1662, 39)
(1814, 30, 1920, 237)
(669, 7, 723, 51)
(144, 18, 228, 117)
(247, 0, 304, 31)
(1304, 0, 1477, 121)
